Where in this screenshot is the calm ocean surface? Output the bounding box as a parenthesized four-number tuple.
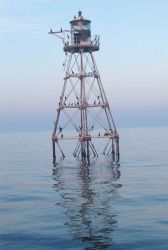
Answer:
(0, 127, 168, 250)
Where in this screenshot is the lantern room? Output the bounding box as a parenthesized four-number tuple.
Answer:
(70, 11, 91, 46)
(64, 11, 99, 52)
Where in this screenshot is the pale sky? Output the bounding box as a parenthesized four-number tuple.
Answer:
(0, 0, 168, 132)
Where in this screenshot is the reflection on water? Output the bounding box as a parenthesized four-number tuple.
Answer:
(52, 162, 121, 249)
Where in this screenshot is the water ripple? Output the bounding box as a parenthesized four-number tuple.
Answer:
(52, 161, 121, 249)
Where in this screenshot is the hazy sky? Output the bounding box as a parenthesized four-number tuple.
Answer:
(0, 0, 168, 132)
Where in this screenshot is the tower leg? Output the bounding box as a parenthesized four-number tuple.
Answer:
(81, 142, 86, 165)
(73, 141, 80, 157)
(112, 139, 115, 161)
(90, 142, 98, 158)
(115, 139, 120, 162)
(57, 142, 65, 159)
(53, 141, 56, 163)
(103, 139, 110, 155)
(80, 141, 91, 165)
(86, 141, 90, 165)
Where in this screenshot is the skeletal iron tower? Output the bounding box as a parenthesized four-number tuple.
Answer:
(49, 11, 119, 165)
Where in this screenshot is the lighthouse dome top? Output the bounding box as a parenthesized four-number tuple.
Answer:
(64, 11, 99, 53)
(70, 11, 91, 25)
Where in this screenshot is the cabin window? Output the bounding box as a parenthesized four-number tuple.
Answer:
(85, 24, 90, 30)
(74, 33, 80, 45)
(71, 23, 90, 31)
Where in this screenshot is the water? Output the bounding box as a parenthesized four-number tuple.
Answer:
(0, 127, 168, 250)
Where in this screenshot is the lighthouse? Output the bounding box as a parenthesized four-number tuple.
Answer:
(49, 11, 119, 165)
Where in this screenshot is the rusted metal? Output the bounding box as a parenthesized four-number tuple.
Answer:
(49, 11, 120, 165)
